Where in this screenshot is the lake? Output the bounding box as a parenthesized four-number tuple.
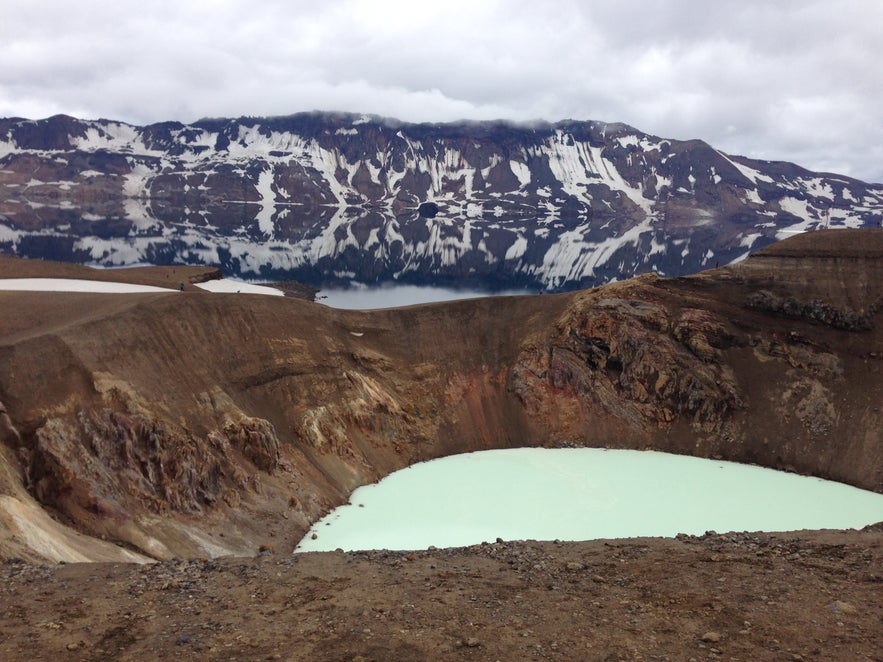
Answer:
(295, 448, 883, 552)
(316, 284, 533, 309)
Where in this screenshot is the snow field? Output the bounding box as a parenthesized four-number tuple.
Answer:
(0, 278, 176, 293)
(0, 277, 285, 296)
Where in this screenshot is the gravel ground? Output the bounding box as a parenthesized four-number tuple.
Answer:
(1, 528, 880, 661)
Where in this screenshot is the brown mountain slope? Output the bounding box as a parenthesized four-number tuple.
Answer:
(0, 254, 221, 290)
(0, 229, 881, 563)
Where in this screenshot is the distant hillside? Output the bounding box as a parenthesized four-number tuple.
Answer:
(1, 112, 881, 290)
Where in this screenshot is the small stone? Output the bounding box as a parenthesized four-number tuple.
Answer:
(828, 600, 857, 615)
(66, 642, 79, 651)
(566, 562, 583, 571)
(591, 574, 606, 583)
(701, 631, 722, 643)
(465, 637, 481, 648)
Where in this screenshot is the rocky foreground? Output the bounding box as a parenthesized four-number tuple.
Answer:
(1, 530, 880, 661)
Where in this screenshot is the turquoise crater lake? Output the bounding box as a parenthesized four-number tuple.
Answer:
(295, 448, 883, 553)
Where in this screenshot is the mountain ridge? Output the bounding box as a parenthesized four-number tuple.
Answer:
(1, 112, 881, 290)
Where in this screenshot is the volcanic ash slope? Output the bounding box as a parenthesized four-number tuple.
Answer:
(0, 229, 881, 561)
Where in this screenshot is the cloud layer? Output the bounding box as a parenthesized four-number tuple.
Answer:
(2, 0, 881, 182)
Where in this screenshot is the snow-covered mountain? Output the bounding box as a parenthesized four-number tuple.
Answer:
(1, 112, 881, 290)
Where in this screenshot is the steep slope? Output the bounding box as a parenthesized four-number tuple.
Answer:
(0, 229, 880, 562)
(1, 113, 881, 291)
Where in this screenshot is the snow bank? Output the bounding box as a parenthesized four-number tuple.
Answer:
(0, 277, 287, 297)
(0, 278, 176, 293)
(193, 279, 284, 296)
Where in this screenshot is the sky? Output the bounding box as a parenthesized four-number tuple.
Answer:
(1, 0, 881, 183)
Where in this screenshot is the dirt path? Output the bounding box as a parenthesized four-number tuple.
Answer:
(1, 529, 880, 661)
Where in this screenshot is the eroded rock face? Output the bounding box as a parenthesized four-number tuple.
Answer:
(19, 406, 288, 557)
(513, 291, 743, 441)
(746, 290, 873, 330)
(26, 409, 280, 518)
(0, 229, 881, 561)
(0, 399, 21, 446)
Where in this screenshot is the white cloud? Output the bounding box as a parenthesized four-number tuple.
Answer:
(1, 0, 881, 182)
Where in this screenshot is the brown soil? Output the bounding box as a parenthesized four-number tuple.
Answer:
(0, 254, 221, 290)
(1, 529, 880, 661)
(0, 255, 317, 299)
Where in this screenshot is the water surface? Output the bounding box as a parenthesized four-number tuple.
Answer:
(295, 448, 883, 552)
(317, 284, 531, 309)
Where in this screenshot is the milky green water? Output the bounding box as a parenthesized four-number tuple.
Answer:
(295, 448, 883, 553)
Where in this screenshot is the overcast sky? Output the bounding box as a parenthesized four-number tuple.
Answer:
(2, 0, 881, 182)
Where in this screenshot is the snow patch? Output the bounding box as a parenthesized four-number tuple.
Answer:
(123, 163, 153, 197)
(743, 187, 763, 205)
(739, 233, 762, 248)
(0, 278, 176, 293)
(254, 168, 277, 236)
(509, 160, 531, 188)
(505, 235, 528, 260)
(801, 178, 835, 201)
(716, 152, 774, 185)
(194, 279, 285, 296)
